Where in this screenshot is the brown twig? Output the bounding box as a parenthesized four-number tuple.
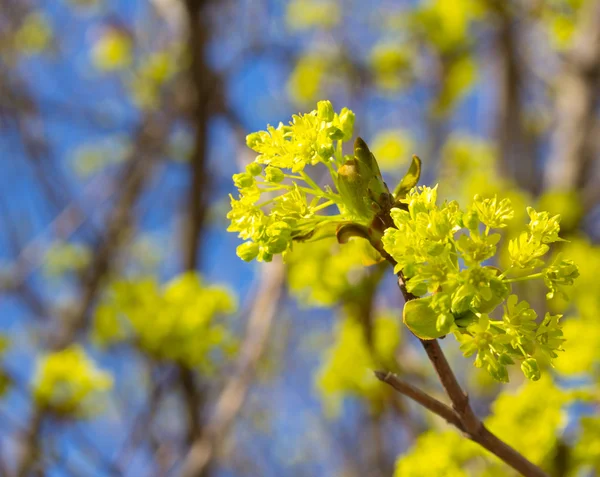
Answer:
(373, 371, 464, 430)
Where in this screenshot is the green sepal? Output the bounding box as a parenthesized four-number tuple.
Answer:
(336, 223, 371, 244)
(337, 159, 374, 219)
(354, 137, 390, 200)
(393, 155, 421, 199)
(403, 296, 447, 340)
(292, 221, 340, 243)
(354, 138, 383, 181)
(336, 138, 394, 221)
(453, 310, 478, 328)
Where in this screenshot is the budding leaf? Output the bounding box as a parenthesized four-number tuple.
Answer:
(393, 155, 421, 199)
(403, 296, 447, 340)
(354, 137, 387, 198)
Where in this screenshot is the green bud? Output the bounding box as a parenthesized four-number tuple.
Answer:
(258, 249, 273, 262)
(246, 162, 263, 176)
(498, 353, 515, 365)
(236, 241, 259, 262)
(318, 143, 334, 159)
(246, 132, 265, 150)
(393, 155, 421, 199)
(233, 172, 254, 189)
(266, 222, 292, 253)
(267, 221, 291, 238)
(521, 358, 541, 381)
(317, 100, 335, 122)
(463, 208, 479, 232)
(489, 362, 509, 383)
(353, 137, 391, 205)
(265, 166, 284, 183)
(354, 137, 383, 181)
(327, 126, 345, 141)
(339, 107, 355, 141)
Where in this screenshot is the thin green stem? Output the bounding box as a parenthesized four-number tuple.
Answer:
(312, 200, 336, 213)
(299, 171, 324, 193)
(256, 198, 278, 208)
(504, 272, 543, 283)
(309, 196, 320, 208)
(256, 184, 327, 198)
(335, 139, 343, 167)
(497, 266, 513, 280)
(324, 159, 338, 185)
(299, 172, 339, 202)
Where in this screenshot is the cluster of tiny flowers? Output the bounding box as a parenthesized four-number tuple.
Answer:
(382, 187, 579, 382)
(94, 273, 237, 372)
(227, 101, 356, 262)
(32, 345, 113, 417)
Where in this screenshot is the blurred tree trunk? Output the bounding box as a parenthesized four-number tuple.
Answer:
(492, 1, 538, 194)
(545, 0, 600, 207)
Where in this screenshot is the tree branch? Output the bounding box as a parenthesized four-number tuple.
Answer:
(381, 263, 550, 477)
(373, 370, 464, 430)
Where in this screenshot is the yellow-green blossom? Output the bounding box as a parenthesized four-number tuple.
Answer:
(32, 345, 113, 417)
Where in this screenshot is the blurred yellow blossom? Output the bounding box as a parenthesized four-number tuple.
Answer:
(94, 272, 237, 371)
(286, 0, 340, 31)
(15, 13, 52, 54)
(370, 129, 413, 171)
(92, 27, 133, 71)
(316, 313, 400, 417)
(370, 43, 414, 91)
(287, 54, 328, 105)
(32, 345, 113, 417)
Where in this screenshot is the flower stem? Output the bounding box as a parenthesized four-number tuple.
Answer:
(504, 272, 543, 283)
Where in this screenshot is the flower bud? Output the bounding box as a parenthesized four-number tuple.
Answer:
(267, 221, 291, 238)
(318, 143, 334, 159)
(246, 162, 263, 176)
(246, 132, 265, 150)
(265, 166, 284, 183)
(498, 353, 515, 365)
(339, 107, 355, 141)
(521, 358, 541, 381)
(258, 249, 273, 262)
(327, 126, 345, 141)
(317, 100, 334, 122)
(233, 172, 254, 189)
(463, 208, 479, 232)
(353, 138, 390, 203)
(236, 241, 259, 262)
(489, 363, 509, 383)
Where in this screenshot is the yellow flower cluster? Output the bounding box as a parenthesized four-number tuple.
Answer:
(32, 345, 113, 417)
(316, 313, 400, 417)
(94, 272, 237, 371)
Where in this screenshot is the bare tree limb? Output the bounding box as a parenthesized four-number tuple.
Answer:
(14, 116, 165, 477)
(179, 258, 285, 477)
(374, 370, 464, 430)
